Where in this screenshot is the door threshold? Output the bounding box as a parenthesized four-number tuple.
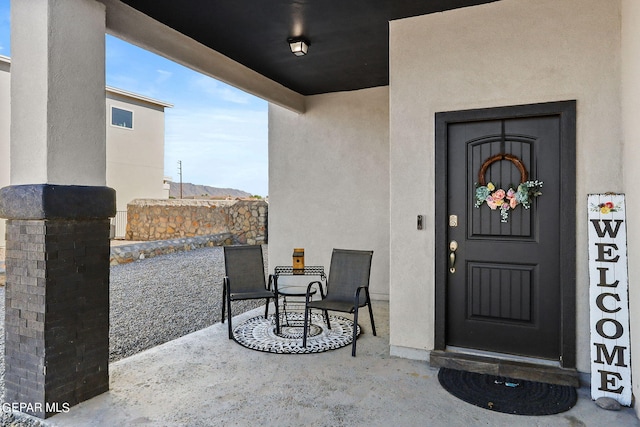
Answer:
(430, 349, 580, 387)
(445, 346, 561, 367)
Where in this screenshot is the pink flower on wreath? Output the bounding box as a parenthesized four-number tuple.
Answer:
(509, 197, 518, 209)
(486, 197, 499, 210)
(493, 189, 506, 200)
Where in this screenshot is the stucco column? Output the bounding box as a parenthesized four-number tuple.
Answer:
(0, 0, 114, 418)
(622, 0, 640, 417)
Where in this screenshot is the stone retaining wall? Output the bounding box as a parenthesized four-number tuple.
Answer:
(125, 199, 267, 244)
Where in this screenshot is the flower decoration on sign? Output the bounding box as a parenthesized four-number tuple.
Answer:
(474, 154, 543, 223)
(590, 201, 622, 214)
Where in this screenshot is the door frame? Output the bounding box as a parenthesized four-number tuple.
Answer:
(434, 100, 577, 369)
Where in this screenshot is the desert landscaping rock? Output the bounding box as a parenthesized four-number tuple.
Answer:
(109, 233, 234, 265)
(108, 245, 265, 361)
(596, 396, 622, 411)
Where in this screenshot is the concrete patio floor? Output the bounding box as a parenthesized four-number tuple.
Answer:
(46, 302, 639, 427)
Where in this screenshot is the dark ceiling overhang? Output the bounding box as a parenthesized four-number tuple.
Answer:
(119, 0, 499, 96)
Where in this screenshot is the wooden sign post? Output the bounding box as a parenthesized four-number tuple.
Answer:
(587, 194, 632, 406)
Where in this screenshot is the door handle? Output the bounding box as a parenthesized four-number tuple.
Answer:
(449, 240, 458, 274)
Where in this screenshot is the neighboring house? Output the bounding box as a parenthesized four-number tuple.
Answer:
(105, 86, 173, 237)
(0, 55, 172, 246)
(5, 0, 640, 420)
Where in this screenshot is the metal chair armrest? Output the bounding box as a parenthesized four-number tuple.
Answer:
(354, 285, 370, 307)
(307, 280, 326, 299)
(269, 274, 279, 294)
(305, 280, 324, 303)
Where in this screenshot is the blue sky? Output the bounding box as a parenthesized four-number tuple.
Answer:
(0, 1, 269, 197)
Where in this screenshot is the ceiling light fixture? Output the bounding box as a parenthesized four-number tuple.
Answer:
(288, 37, 310, 56)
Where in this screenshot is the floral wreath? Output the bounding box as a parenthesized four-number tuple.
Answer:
(474, 154, 543, 223)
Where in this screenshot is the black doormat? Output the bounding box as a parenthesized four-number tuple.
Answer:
(437, 368, 577, 415)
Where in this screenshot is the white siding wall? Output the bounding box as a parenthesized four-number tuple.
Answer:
(268, 87, 390, 300)
(389, 0, 622, 369)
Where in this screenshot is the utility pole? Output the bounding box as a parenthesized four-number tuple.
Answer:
(177, 160, 183, 199)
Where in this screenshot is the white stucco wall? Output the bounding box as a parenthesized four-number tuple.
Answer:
(0, 58, 9, 248)
(11, 0, 106, 186)
(389, 0, 622, 370)
(268, 87, 390, 300)
(621, 0, 640, 416)
(106, 91, 168, 212)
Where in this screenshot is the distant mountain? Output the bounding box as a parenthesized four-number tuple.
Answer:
(169, 182, 253, 199)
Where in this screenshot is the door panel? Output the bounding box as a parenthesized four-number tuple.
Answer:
(446, 116, 561, 360)
(468, 262, 533, 323)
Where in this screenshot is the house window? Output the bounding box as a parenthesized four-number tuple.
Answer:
(111, 107, 133, 129)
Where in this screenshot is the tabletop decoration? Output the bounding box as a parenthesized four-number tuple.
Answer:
(293, 248, 305, 274)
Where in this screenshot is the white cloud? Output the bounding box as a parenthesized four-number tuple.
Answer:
(190, 75, 252, 105)
(156, 69, 172, 84)
(109, 74, 142, 91)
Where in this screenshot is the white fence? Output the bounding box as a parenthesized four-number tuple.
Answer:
(110, 211, 127, 239)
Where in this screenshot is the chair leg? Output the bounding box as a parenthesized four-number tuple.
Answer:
(221, 283, 226, 323)
(367, 302, 377, 336)
(352, 306, 359, 357)
(274, 295, 280, 335)
(282, 296, 290, 326)
(264, 298, 269, 319)
(227, 294, 233, 340)
(302, 306, 310, 347)
(325, 310, 332, 329)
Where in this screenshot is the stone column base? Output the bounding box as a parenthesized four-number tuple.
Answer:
(0, 185, 115, 418)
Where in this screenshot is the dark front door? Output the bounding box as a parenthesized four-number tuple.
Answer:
(435, 102, 576, 365)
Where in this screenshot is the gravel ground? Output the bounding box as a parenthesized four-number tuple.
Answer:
(0, 245, 266, 426)
(108, 245, 265, 362)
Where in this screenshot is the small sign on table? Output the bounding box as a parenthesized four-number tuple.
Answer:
(293, 248, 304, 274)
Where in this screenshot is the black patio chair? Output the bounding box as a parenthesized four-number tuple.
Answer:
(222, 245, 279, 339)
(302, 249, 375, 356)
